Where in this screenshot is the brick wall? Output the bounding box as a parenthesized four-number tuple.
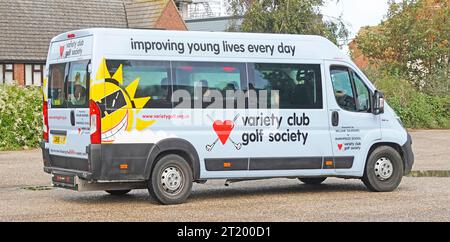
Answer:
(155, 1, 187, 31)
(13, 63, 25, 85)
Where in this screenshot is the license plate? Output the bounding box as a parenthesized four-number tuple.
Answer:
(52, 174, 76, 186)
(52, 135, 66, 145)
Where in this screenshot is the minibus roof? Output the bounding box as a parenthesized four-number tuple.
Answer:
(50, 28, 351, 62)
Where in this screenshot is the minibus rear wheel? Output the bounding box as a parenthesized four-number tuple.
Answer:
(362, 146, 403, 192)
(148, 154, 193, 205)
(298, 177, 327, 185)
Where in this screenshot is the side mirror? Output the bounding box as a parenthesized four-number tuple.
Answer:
(372, 90, 385, 115)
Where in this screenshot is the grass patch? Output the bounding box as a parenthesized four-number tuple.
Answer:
(407, 170, 450, 178)
(22, 185, 53, 191)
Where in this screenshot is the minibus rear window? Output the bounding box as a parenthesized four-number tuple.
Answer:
(67, 61, 89, 108)
(49, 63, 66, 108)
(48, 60, 90, 108)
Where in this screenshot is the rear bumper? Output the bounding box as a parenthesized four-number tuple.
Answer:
(41, 142, 154, 188)
(42, 141, 95, 180)
(401, 133, 414, 175)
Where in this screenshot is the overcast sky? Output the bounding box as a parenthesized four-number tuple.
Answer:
(321, 0, 390, 40)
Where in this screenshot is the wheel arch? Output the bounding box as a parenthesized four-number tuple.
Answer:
(365, 142, 405, 172)
(144, 138, 200, 181)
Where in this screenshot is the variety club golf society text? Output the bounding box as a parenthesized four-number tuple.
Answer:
(177, 226, 270, 239)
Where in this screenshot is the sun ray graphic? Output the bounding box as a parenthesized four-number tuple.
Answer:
(96, 58, 111, 80)
(112, 64, 123, 85)
(94, 58, 156, 135)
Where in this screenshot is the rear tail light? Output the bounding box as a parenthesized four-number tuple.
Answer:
(89, 100, 101, 144)
(43, 101, 49, 141)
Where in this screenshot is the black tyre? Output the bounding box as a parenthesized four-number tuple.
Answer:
(148, 154, 193, 205)
(362, 146, 404, 192)
(105, 190, 131, 196)
(298, 177, 327, 185)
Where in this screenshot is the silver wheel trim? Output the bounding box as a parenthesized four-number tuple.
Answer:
(160, 165, 184, 195)
(374, 157, 394, 181)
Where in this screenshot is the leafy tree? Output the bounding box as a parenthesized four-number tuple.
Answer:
(227, 0, 349, 47)
(354, 0, 449, 94)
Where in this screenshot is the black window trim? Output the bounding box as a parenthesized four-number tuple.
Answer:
(99, 59, 325, 110)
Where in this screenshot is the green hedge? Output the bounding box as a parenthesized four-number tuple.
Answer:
(0, 84, 42, 150)
(374, 76, 450, 129)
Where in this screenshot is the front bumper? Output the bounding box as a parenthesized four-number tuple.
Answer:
(401, 133, 414, 175)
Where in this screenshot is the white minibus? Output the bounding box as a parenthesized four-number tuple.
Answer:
(41, 28, 414, 204)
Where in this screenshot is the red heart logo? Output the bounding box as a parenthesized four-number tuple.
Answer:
(59, 45, 65, 58)
(213, 120, 234, 145)
(338, 144, 343, 150)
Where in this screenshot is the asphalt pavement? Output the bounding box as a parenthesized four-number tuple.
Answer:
(0, 130, 449, 221)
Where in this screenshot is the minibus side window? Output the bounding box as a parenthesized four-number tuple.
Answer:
(330, 66, 372, 113)
(248, 63, 323, 109)
(173, 62, 247, 109)
(106, 60, 172, 109)
(352, 72, 371, 112)
(330, 67, 356, 111)
(48, 63, 67, 108)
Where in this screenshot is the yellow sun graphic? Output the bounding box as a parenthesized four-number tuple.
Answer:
(91, 58, 156, 142)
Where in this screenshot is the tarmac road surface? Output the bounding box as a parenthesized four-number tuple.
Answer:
(0, 130, 449, 221)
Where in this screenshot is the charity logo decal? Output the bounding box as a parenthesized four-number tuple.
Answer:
(59, 45, 65, 58)
(90, 58, 156, 143)
(206, 114, 242, 151)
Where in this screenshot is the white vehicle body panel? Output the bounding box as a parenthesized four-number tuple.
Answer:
(44, 28, 409, 181)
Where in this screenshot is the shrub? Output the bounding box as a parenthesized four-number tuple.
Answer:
(0, 84, 42, 150)
(373, 75, 450, 129)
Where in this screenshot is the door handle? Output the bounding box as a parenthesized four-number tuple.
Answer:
(332, 111, 339, 127)
(70, 110, 75, 126)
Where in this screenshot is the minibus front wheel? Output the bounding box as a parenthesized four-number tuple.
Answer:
(148, 154, 193, 205)
(362, 146, 404, 192)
